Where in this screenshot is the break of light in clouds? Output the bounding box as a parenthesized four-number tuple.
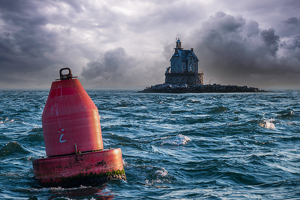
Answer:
(0, 0, 299, 89)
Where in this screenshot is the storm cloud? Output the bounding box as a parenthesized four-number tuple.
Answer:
(81, 47, 165, 87)
(81, 48, 141, 86)
(0, 0, 300, 89)
(185, 12, 300, 88)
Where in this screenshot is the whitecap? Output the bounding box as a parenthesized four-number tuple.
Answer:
(161, 134, 191, 145)
(155, 168, 168, 177)
(187, 99, 200, 103)
(4, 119, 14, 123)
(260, 120, 275, 129)
(144, 178, 165, 186)
(154, 179, 162, 184)
(83, 198, 96, 200)
(123, 159, 127, 167)
(28, 185, 91, 192)
(144, 179, 150, 185)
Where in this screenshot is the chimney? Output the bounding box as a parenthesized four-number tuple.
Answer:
(191, 48, 193, 52)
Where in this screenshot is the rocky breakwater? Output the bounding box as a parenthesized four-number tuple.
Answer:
(139, 84, 266, 93)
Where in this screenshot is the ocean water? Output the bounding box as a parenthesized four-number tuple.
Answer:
(0, 90, 300, 199)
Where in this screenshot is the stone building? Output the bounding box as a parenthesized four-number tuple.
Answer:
(165, 39, 204, 85)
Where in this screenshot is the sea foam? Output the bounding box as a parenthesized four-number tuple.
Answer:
(161, 134, 191, 145)
(260, 119, 275, 129)
(144, 167, 169, 187)
(155, 168, 168, 177)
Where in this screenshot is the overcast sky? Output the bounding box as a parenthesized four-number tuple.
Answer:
(0, 0, 300, 89)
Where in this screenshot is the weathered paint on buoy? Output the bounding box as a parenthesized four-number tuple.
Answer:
(33, 148, 125, 187)
(42, 68, 103, 157)
(32, 68, 126, 187)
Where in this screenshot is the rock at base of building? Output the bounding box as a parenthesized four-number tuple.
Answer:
(139, 84, 265, 93)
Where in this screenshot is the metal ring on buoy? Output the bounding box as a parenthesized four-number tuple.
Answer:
(60, 68, 73, 80)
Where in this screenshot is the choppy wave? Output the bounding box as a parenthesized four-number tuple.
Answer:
(0, 141, 29, 157)
(129, 165, 171, 188)
(1, 90, 300, 199)
(277, 110, 298, 119)
(187, 98, 200, 103)
(1, 118, 15, 123)
(161, 134, 191, 145)
(208, 105, 229, 113)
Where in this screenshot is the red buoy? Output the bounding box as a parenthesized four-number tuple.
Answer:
(42, 68, 103, 156)
(33, 68, 126, 187)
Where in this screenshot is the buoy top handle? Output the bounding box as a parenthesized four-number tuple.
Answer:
(60, 68, 73, 80)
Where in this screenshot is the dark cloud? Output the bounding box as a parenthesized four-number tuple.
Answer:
(188, 12, 300, 88)
(81, 48, 165, 87)
(260, 28, 280, 56)
(0, 0, 299, 89)
(81, 48, 135, 81)
(278, 17, 300, 38)
(245, 20, 260, 37)
(284, 17, 300, 25)
(0, 0, 57, 72)
(0, 0, 102, 89)
(281, 36, 300, 51)
(206, 12, 245, 33)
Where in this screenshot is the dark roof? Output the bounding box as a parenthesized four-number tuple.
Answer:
(171, 49, 199, 62)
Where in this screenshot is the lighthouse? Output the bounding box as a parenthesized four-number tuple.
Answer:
(165, 38, 204, 85)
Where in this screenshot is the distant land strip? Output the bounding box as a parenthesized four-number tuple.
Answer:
(138, 84, 266, 93)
